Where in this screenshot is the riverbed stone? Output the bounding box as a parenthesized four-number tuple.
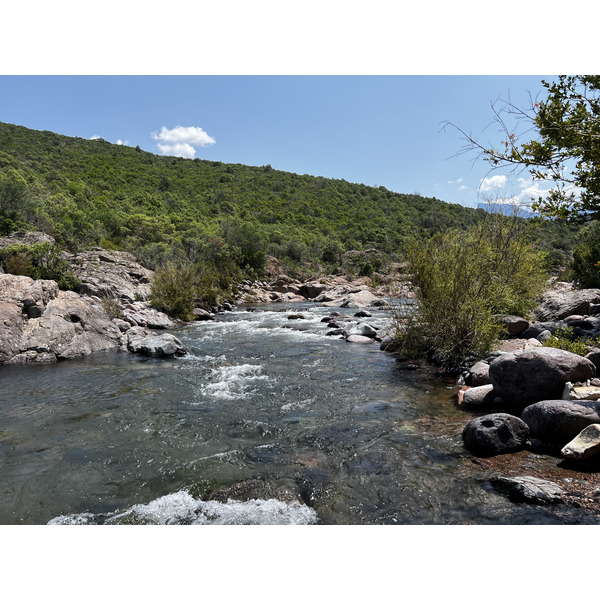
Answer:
(346, 334, 375, 344)
(521, 399, 600, 446)
(462, 413, 530, 456)
(561, 424, 600, 461)
(466, 360, 491, 386)
(495, 314, 530, 336)
(461, 384, 500, 407)
(491, 475, 564, 505)
(127, 332, 186, 357)
(489, 347, 597, 406)
(348, 323, 378, 338)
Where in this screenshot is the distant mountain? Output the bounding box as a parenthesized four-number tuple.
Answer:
(477, 202, 534, 219)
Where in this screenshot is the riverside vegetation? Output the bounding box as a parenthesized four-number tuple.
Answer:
(2, 112, 600, 519)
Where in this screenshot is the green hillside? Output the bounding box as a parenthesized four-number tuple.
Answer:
(0, 121, 577, 282)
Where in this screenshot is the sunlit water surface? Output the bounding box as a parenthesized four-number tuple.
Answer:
(1, 303, 597, 524)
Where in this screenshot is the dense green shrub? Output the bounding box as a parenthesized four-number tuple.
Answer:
(391, 215, 548, 366)
(571, 220, 600, 288)
(541, 327, 591, 356)
(149, 261, 197, 321)
(0, 242, 81, 291)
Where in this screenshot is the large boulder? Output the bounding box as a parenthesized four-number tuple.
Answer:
(495, 314, 530, 337)
(462, 413, 530, 456)
(535, 289, 600, 321)
(521, 399, 600, 446)
(126, 332, 186, 357)
(465, 360, 491, 386)
(64, 249, 153, 303)
(0, 274, 123, 364)
(489, 347, 596, 406)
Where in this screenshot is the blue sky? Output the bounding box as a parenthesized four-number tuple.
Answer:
(0, 75, 557, 208)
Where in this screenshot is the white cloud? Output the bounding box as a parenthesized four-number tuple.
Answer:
(448, 178, 463, 185)
(480, 175, 507, 192)
(156, 142, 197, 159)
(116, 139, 129, 146)
(151, 125, 216, 158)
(458, 185, 468, 191)
(89, 135, 102, 140)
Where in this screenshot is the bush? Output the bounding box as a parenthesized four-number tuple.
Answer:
(541, 327, 591, 356)
(571, 220, 600, 288)
(391, 215, 548, 366)
(149, 261, 197, 321)
(0, 241, 81, 291)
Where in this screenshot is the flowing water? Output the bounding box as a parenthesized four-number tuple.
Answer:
(1, 302, 598, 525)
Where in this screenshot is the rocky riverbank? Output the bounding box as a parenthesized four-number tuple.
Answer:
(0, 232, 414, 365)
(455, 286, 600, 508)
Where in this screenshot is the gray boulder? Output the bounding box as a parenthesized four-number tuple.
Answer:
(462, 413, 530, 456)
(521, 399, 600, 446)
(461, 384, 499, 407)
(585, 348, 600, 370)
(521, 321, 564, 339)
(466, 360, 491, 386)
(491, 475, 563, 505)
(126, 331, 186, 357)
(346, 334, 375, 344)
(489, 347, 596, 406)
(64, 249, 153, 303)
(348, 323, 378, 339)
(495, 314, 530, 336)
(535, 288, 600, 321)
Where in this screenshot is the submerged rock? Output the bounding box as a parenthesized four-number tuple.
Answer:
(491, 475, 564, 505)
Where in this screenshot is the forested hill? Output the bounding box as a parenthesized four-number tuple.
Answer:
(0, 121, 575, 278)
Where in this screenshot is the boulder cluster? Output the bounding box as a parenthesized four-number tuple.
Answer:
(459, 288, 600, 471)
(0, 272, 186, 364)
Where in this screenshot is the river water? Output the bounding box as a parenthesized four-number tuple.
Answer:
(1, 302, 598, 525)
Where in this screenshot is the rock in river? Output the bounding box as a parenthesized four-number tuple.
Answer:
(521, 399, 600, 447)
(462, 413, 530, 456)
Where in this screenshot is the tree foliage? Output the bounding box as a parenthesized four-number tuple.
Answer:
(448, 75, 600, 220)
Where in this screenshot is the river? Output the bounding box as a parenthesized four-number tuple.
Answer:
(1, 301, 598, 524)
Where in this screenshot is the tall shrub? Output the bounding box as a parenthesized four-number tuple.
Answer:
(150, 261, 197, 321)
(392, 214, 548, 366)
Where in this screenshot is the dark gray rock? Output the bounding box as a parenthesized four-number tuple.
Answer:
(379, 335, 401, 352)
(521, 399, 600, 446)
(193, 308, 215, 321)
(466, 360, 491, 386)
(585, 348, 600, 370)
(495, 314, 530, 336)
(354, 310, 372, 318)
(462, 413, 530, 456)
(489, 347, 597, 406)
(491, 475, 564, 505)
(287, 313, 306, 320)
(522, 321, 564, 339)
